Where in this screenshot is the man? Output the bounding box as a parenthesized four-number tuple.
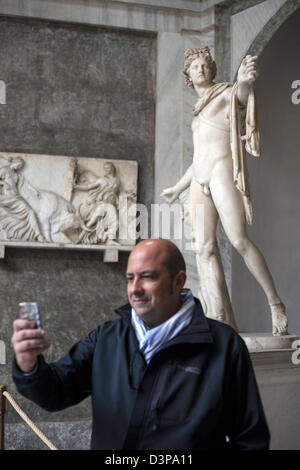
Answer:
(12, 238, 270, 450)
(161, 47, 288, 336)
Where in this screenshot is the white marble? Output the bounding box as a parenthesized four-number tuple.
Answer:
(241, 332, 299, 352)
(0, 153, 137, 250)
(161, 48, 288, 335)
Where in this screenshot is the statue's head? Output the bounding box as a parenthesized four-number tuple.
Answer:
(104, 161, 116, 177)
(183, 46, 217, 88)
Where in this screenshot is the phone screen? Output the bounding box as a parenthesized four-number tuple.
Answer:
(19, 302, 41, 328)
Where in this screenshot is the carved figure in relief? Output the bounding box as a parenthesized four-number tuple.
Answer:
(0, 158, 44, 242)
(0, 157, 87, 243)
(73, 161, 120, 244)
(161, 47, 288, 336)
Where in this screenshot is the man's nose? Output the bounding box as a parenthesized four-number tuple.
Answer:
(130, 277, 143, 295)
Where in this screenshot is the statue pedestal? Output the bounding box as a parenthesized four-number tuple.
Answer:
(240, 332, 298, 351)
(240, 333, 300, 449)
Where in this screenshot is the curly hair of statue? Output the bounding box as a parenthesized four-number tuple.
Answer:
(183, 46, 217, 87)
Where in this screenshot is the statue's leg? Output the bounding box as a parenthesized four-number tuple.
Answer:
(190, 179, 238, 331)
(39, 216, 52, 243)
(210, 170, 288, 336)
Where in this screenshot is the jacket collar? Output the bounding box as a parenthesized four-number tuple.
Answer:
(114, 295, 213, 346)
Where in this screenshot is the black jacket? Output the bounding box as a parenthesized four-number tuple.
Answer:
(12, 298, 270, 450)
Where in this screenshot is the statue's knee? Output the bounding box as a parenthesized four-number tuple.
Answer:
(232, 237, 249, 255)
(197, 241, 217, 260)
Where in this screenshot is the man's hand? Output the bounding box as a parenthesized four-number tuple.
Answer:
(237, 55, 259, 84)
(12, 319, 51, 373)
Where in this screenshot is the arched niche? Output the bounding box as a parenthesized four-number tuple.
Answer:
(232, 6, 300, 335)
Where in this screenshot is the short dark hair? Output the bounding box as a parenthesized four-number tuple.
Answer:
(163, 242, 186, 279)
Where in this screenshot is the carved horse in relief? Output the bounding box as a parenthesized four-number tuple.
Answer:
(0, 157, 89, 243)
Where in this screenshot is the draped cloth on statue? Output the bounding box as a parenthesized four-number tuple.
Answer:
(193, 82, 232, 116)
(192, 81, 260, 225)
(230, 82, 260, 225)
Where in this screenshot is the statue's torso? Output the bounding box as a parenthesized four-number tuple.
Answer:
(192, 88, 233, 185)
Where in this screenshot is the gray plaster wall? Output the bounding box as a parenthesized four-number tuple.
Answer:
(232, 7, 300, 335)
(0, 16, 156, 449)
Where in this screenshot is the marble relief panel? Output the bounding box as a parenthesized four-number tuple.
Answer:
(0, 152, 137, 249)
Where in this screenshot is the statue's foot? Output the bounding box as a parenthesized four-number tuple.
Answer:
(270, 302, 288, 336)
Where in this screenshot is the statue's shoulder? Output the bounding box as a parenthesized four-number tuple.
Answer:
(206, 84, 233, 111)
(216, 82, 233, 99)
(208, 82, 233, 103)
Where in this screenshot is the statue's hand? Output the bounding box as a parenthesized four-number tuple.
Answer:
(160, 187, 180, 204)
(237, 55, 259, 84)
(87, 194, 96, 205)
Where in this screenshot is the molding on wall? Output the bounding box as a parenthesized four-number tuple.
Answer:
(0, 0, 215, 34)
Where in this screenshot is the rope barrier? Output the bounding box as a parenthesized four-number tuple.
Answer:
(2, 390, 58, 450)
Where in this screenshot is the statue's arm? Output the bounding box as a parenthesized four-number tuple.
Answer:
(236, 55, 259, 106)
(74, 180, 100, 191)
(161, 164, 193, 203)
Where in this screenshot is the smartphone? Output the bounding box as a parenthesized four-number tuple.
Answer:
(19, 302, 42, 329)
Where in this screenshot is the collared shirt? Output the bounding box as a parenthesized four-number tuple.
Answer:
(131, 288, 195, 363)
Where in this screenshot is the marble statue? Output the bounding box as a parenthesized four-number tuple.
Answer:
(0, 157, 44, 242)
(161, 46, 288, 336)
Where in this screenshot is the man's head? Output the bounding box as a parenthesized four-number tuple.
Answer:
(126, 238, 187, 328)
(183, 46, 217, 88)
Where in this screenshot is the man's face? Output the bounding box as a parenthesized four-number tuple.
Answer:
(126, 244, 183, 328)
(189, 56, 213, 87)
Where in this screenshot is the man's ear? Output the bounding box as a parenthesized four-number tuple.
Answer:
(173, 270, 186, 293)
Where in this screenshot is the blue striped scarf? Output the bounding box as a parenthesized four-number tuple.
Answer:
(131, 289, 195, 364)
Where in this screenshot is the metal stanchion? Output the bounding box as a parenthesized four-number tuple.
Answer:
(0, 385, 7, 450)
